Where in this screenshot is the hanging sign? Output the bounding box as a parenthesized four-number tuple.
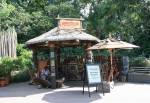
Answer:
(59, 19, 82, 29)
(86, 64, 101, 84)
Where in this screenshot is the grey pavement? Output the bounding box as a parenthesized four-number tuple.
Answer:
(0, 82, 150, 103)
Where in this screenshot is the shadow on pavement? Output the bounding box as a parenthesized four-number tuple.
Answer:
(114, 82, 126, 86)
(0, 82, 53, 97)
(42, 89, 102, 103)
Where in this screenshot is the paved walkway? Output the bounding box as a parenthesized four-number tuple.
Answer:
(0, 82, 150, 103)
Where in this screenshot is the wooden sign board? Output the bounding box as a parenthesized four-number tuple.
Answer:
(59, 19, 82, 29)
(86, 64, 101, 84)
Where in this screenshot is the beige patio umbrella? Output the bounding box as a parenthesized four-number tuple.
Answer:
(88, 37, 139, 81)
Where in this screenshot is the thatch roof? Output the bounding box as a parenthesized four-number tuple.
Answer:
(26, 27, 100, 45)
(88, 38, 139, 50)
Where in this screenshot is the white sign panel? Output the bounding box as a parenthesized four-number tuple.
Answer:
(86, 64, 101, 84)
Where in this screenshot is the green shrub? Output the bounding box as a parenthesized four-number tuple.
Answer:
(0, 57, 14, 77)
(0, 44, 33, 83)
(11, 44, 32, 82)
(11, 69, 30, 83)
(16, 44, 32, 70)
(130, 57, 150, 67)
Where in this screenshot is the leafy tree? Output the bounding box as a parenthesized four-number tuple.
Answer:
(87, 0, 150, 56)
(0, 0, 15, 19)
(0, 0, 82, 43)
(0, 0, 150, 57)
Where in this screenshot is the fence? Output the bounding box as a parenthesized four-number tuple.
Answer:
(0, 27, 17, 58)
(128, 67, 150, 83)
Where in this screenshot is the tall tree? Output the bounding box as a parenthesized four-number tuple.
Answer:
(1, 0, 81, 43)
(87, 0, 150, 56)
(1, 0, 150, 56)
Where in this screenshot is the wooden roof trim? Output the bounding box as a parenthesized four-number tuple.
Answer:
(56, 16, 84, 21)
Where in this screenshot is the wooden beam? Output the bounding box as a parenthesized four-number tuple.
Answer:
(27, 40, 96, 50)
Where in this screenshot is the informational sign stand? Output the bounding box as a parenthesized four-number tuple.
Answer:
(82, 64, 104, 97)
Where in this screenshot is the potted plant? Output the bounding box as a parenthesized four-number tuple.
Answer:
(0, 69, 10, 87)
(0, 57, 13, 87)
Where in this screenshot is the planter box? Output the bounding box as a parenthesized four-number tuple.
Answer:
(0, 78, 9, 87)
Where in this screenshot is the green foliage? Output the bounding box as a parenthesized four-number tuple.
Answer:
(45, 1, 80, 18)
(10, 44, 32, 82)
(0, 0, 15, 19)
(87, 0, 141, 38)
(0, 0, 150, 57)
(0, 57, 14, 77)
(11, 69, 30, 83)
(37, 50, 49, 60)
(16, 44, 32, 70)
(60, 47, 85, 57)
(130, 57, 150, 67)
(93, 50, 110, 57)
(0, 44, 32, 81)
(87, 0, 150, 56)
(0, 0, 81, 43)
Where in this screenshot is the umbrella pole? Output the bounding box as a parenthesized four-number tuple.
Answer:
(108, 49, 113, 82)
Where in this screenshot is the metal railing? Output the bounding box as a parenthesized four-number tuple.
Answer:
(129, 67, 150, 74)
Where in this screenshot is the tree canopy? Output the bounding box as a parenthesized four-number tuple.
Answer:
(87, 0, 150, 56)
(0, 0, 150, 57)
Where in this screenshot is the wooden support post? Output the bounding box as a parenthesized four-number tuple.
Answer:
(85, 43, 93, 63)
(32, 49, 38, 69)
(49, 47, 56, 89)
(56, 47, 60, 79)
(108, 49, 114, 82)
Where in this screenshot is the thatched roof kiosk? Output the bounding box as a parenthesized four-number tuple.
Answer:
(26, 17, 100, 88)
(26, 29, 100, 49)
(26, 17, 100, 48)
(26, 27, 100, 48)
